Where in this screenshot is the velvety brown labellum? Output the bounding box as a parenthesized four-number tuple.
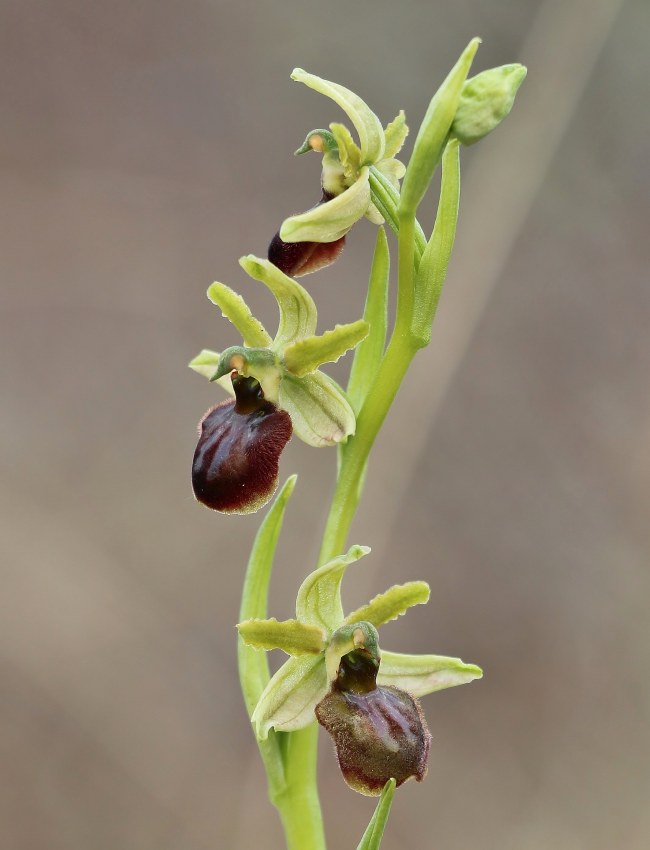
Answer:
(192, 379, 292, 514)
(316, 648, 431, 795)
(316, 685, 431, 796)
(267, 232, 345, 277)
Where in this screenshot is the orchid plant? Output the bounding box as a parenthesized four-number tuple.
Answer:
(190, 38, 525, 850)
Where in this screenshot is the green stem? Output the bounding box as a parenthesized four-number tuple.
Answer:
(273, 725, 327, 850)
(319, 331, 417, 565)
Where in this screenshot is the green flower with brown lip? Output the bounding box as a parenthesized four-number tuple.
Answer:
(190, 256, 368, 512)
(237, 544, 482, 794)
(268, 69, 409, 277)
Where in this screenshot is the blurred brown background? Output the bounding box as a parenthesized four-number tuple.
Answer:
(2, 0, 649, 848)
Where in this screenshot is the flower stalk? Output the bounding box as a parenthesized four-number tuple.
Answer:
(191, 39, 525, 850)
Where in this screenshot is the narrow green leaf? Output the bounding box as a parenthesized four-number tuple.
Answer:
(411, 138, 461, 347)
(400, 37, 478, 216)
(283, 320, 369, 378)
(238, 475, 298, 717)
(237, 618, 327, 656)
(356, 779, 396, 850)
(251, 655, 328, 740)
(237, 476, 297, 795)
(279, 371, 356, 447)
(344, 581, 430, 628)
(347, 228, 390, 413)
(291, 68, 385, 165)
(206, 282, 272, 347)
(239, 255, 318, 348)
(377, 650, 483, 697)
(296, 544, 371, 631)
(279, 167, 371, 243)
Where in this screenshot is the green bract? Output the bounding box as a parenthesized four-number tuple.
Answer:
(189, 255, 368, 448)
(278, 69, 409, 243)
(238, 544, 482, 741)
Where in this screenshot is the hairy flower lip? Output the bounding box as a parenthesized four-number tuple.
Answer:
(192, 375, 292, 514)
(316, 675, 431, 796)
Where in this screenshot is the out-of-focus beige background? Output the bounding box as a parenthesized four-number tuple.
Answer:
(2, 0, 649, 848)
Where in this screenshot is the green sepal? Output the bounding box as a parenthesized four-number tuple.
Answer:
(206, 281, 272, 348)
(452, 63, 527, 146)
(279, 166, 371, 243)
(344, 581, 430, 628)
(383, 110, 408, 158)
(251, 654, 328, 739)
(189, 348, 222, 380)
(347, 227, 389, 413)
(239, 255, 317, 348)
(237, 618, 327, 656)
(296, 544, 371, 632)
(325, 620, 380, 682)
(329, 121, 362, 183)
(411, 138, 460, 347)
(291, 68, 385, 165)
(283, 320, 369, 378)
(188, 349, 235, 395)
(400, 37, 479, 216)
(376, 650, 483, 698)
(279, 371, 356, 447)
(295, 128, 338, 155)
(355, 779, 396, 850)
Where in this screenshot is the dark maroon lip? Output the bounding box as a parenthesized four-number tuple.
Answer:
(192, 377, 292, 514)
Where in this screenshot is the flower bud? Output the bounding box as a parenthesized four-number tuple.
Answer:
(316, 647, 431, 795)
(192, 374, 292, 513)
(451, 63, 527, 146)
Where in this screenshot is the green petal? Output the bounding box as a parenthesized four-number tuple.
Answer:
(251, 655, 328, 740)
(279, 166, 371, 243)
(376, 650, 483, 698)
(206, 282, 272, 347)
(279, 371, 356, 447)
(239, 255, 317, 348)
(329, 122, 362, 183)
(296, 544, 371, 631)
(283, 320, 369, 378)
(411, 138, 460, 347)
(355, 779, 396, 850)
(347, 228, 389, 414)
(383, 110, 408, 158)
(400, 37, 479, 216)
(291, 68, 385, 164)
(237, 618, 327, 656)
(344, 581, 430, 628)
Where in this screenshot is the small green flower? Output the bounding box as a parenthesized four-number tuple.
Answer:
(237, 544, 482, 744)
(273, 70, 409, 254)
(190, 255, 368, 448)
